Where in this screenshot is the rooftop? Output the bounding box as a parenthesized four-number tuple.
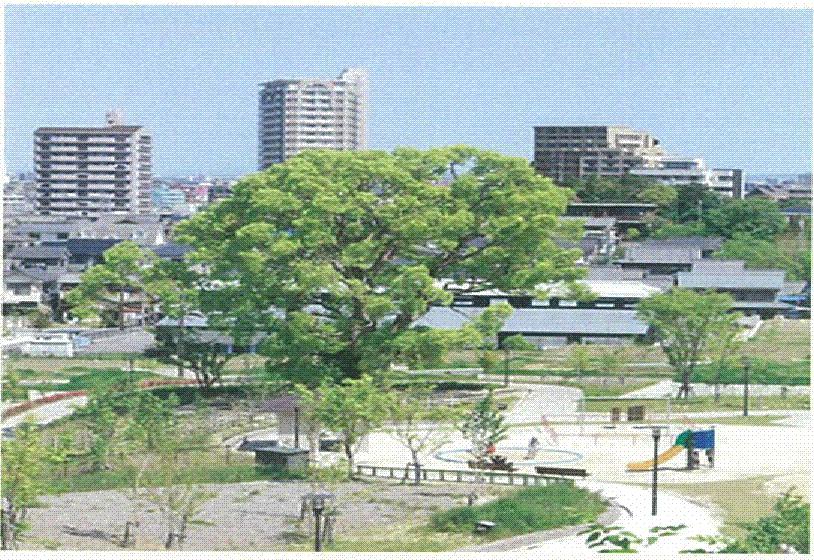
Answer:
(676, 271, 786, 290)
(413, 306, 649, 336)
(9, 245, 69, 260)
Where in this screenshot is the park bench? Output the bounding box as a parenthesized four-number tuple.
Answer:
(535, 466, 589, 478)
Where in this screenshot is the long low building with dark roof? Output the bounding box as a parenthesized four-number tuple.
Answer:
(413, 306, 651, 347)
(673, 259, 792, 318)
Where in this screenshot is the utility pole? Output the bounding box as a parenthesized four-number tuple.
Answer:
(742, 357, 750, 417)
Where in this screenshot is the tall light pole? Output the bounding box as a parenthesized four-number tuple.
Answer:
(635, 425, 668, 516)
(742, 357, 750, 417)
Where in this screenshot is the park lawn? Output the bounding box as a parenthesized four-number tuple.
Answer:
(584, 394, 809, 414)
(35, 368, 161, 392)
(682, 360, 811, 386)
(429, 483, 607, 541)
(741, 319, 811, 363)
(661, 476, 806, 539)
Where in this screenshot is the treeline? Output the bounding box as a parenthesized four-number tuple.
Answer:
(566, 176, 811, 282)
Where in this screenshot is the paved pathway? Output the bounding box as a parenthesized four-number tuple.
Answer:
(504, 383, 583, 424)
(2, 395, 87, 430)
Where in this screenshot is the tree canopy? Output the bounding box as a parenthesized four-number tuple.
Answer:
(66, 241, 156, 330)
(176, 147, 583, 384)
(703, 198, 786, 241)
(638, 288, 738, 399)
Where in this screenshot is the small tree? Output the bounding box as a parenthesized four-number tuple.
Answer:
(597, 347, 625, 385)
(153, 326, 233, 391)
(501, 334, 535, 386)
(707, 320, 743, 402)
(77, 391, 120, 471)
(638, 289, 737, 399)
(1, 422, 47, 549)
(459, 391, 508, 462)
(388, 384, 462, 484)
(147, 481, 215, 550)
(568, 345, 593, 378)
(46, 430, 76, 478)
(66, 242, 155, 330)
(307, 375, 393, 479)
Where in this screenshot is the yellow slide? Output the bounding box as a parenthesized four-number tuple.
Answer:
(627, 445, 684, 471)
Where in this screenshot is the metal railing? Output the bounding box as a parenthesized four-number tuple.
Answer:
(355, 464, 576, 487)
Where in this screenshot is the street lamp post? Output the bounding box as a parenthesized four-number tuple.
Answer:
(313, 494, 324, 552)
(308, 491, 334, 552)
(742, 357, 750, 417)
(651, 428, 660, 515)
(636, 425, 667, 517)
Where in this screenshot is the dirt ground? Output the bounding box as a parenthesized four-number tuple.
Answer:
(22, 479, 503, 551)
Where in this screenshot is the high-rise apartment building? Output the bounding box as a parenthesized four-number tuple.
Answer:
(258, 68, 368, 169)
(34, 110, 152, 218)
(533, 125, 664, 182)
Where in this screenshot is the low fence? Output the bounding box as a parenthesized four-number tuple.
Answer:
(356, 464, 576, 487)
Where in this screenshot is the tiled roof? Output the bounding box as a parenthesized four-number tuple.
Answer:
(676, 271, 785, 290)
(413, 306, 649, 336)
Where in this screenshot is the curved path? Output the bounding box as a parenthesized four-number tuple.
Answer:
(504, 382, 582, 424)
(2, 395, 87, 430)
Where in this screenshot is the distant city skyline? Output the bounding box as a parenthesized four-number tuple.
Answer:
(4, 6, 812, 177)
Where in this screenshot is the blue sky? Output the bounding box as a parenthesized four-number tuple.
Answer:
(4, 7, 812, 177)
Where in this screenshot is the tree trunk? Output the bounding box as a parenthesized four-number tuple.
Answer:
(344, 442, 355, 480)
(119, 290, 125, 331)
(177, 312, 185, 378)
(411, 450, 421, 485)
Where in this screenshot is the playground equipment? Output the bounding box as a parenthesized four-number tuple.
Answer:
(627, 428, 715, 471)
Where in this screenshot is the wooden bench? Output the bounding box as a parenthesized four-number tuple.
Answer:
(535, 466, 589, 478)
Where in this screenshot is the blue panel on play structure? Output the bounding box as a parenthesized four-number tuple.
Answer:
(692, 429, 715, 449)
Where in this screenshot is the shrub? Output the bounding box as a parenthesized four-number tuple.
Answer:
(429, 484, 606, 540)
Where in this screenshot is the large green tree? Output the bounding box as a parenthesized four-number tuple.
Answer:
(638, 288, 738, 399)
(703, 198, 786, 241)
(659, 183, 722, 224)
(66, 241, 156, 330)
(176, 147, 583, 384)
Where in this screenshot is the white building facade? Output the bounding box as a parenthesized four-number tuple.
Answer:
(34, 110, 153, 218)
(258, 68, 368, 169)
(630, 156, 744, 198)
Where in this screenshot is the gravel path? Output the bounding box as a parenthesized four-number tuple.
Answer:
(22, 480, 500, 550)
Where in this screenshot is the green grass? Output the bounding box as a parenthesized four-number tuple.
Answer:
(584, 394, 808, 414)
(35, 368, 159, 392)
(681, 360, 810, 386)
(742, 319, 811, 363)
(429, 483, 607, 541)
